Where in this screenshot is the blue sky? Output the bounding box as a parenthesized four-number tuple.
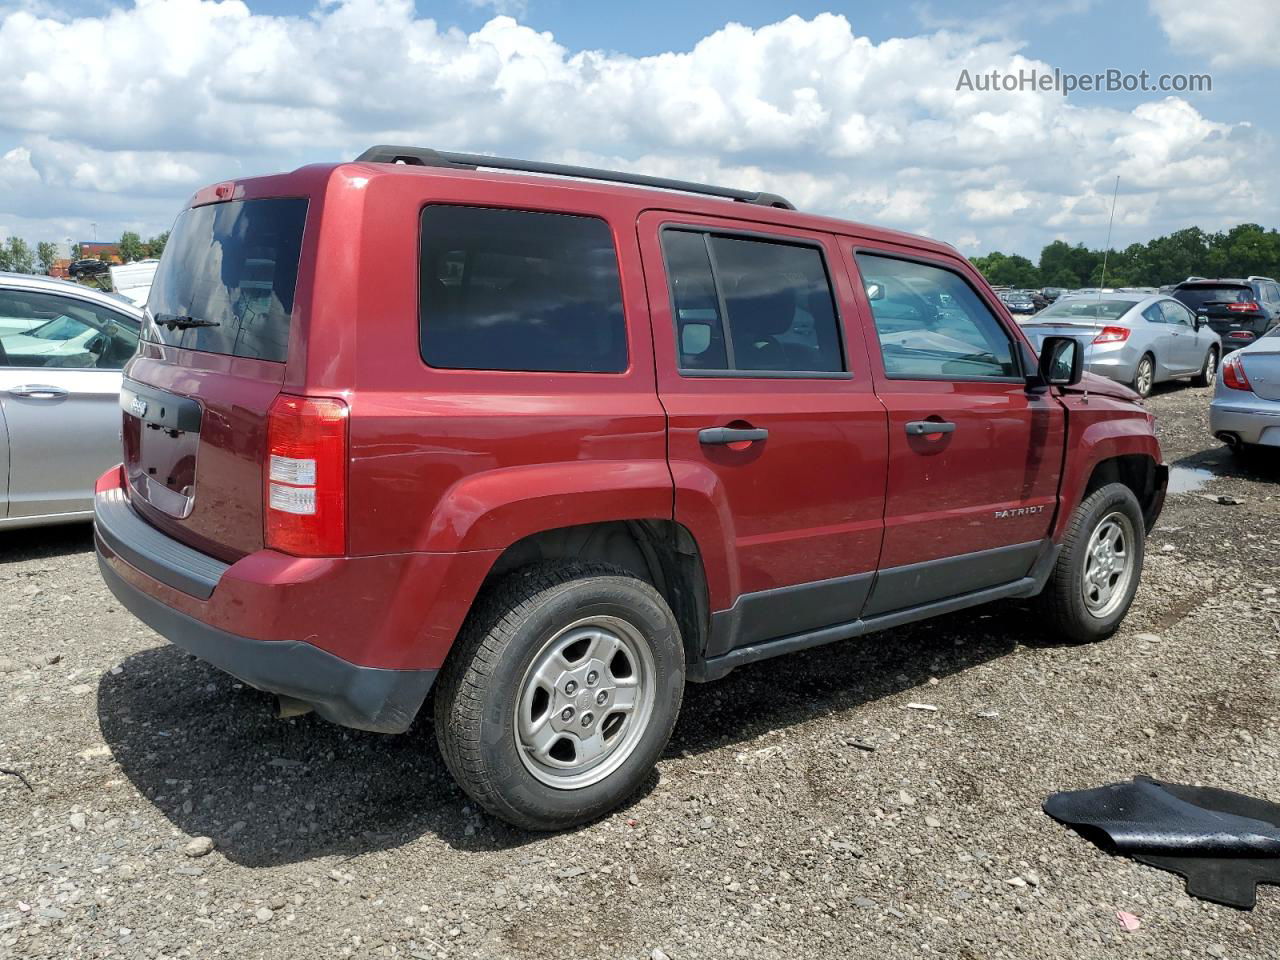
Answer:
(0, 0, 1276, 258)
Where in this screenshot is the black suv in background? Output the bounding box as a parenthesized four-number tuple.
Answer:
(1172, 277, 1280, 353)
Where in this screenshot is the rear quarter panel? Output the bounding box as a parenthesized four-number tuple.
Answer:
(325, 165, 672, 558)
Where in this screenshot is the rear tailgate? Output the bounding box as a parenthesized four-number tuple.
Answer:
(121, 195, 309, 563)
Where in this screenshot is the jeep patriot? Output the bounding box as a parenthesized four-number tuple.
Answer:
(94, 147, 1167, 830)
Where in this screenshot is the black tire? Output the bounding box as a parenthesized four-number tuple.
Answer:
(1034, 482, 1146, 644)
(1192, 346, 1218, 387)
(434, 561, 685, 831)
(1131, 354, 1155, 398)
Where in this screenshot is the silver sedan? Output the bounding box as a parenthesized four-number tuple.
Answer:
(1210, 326, 1280, 456)
(0, 273, 142, 530)
(1017, 293, 1221, 398)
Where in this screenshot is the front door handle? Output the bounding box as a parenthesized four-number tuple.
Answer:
(905, 420, 956, 437)
(699, 426, 769, 445)
(9, 384, 69, 400)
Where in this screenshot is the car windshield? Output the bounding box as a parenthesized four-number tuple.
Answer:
(1175, 285, 1254, 309)
(27, 315, 88, 341)
(1035, 299, 1133, 320)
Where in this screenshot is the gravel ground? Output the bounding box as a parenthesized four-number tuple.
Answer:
(2, 380, 1279, 960)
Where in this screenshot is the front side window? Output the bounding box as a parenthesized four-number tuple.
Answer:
(856, 253, 1017, 380)
(660, 229, 844, 374)
(1159, 300, 1194, 327)
(0, 289, 139, 369)
(419, 206, 626, 373)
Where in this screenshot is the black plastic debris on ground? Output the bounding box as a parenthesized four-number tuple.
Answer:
(1044, 776, 1280, 909)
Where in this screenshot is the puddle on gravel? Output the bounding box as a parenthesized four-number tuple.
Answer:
(1167, 465, 1216, 494)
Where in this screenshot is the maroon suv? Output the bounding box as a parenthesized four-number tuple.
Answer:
(94, 147, 1167, 830)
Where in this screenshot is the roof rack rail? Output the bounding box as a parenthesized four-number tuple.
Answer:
(354, 145, 796, 211)
(1247, 275, 1277, 283)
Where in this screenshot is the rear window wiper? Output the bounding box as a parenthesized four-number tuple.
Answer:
(154, 313, 221, 330)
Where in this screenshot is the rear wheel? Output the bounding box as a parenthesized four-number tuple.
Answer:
(1034, 482, 1145, 644)
(1131, 354, 1155, 398)
(434, 562, 684, 831)
(1192, 346, 1218, 387)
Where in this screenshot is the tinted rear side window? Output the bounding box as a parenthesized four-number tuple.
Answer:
(146, 198, 307, 363)
(419, 206, 626, 373)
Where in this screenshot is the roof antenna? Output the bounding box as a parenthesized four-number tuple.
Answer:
(1084, 175, 1120, 405)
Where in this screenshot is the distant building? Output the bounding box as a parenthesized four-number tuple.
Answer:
(48, 258, 72, 278)
(78, 242, 121, 263)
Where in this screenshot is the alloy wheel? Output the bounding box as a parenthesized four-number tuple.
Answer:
(1080, 510, 1136, 618)
(515, 616, 656, 789)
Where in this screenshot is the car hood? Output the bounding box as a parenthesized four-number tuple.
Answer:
(1061, 371, 1141, 403)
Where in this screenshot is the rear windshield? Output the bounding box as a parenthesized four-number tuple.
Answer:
(145, 197, 308, 363)
(1174, 285, 1255, 309)
(1036, 298, 1133, 320)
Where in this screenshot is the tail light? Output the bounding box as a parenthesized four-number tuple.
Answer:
(265, 394, 349, 556)
(1228, 331, 1255, 340)
(1221, 354, 1253, 392)
(1093, 326, 1130, 344)
(1227, 302, 1259, 313)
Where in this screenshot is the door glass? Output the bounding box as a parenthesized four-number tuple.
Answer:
(855, 253, 1017, 379)
(1159, 300, 1193, 327)
(1142, 304, 1165, 324)
(0, 289, 140, 369)
(662, 230, 728, 370)
(660, 229, 844, 374)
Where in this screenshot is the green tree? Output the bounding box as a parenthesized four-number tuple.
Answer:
(118, 231, 146, 263)
(970, 251, 1039, 287)
(3, 237, 35, 273)
(145, 231, 169, 258)
(70, 242, 83, 260)
(36, 241, 58, 274)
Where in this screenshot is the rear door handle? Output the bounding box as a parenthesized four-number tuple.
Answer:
(905, 420, 955, 437)
(9, 384, 69, 400)
(698, 426, 769, 445)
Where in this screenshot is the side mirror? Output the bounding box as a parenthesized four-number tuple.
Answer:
(1193, 316, 1205, 331)
(1037, 335, 1083, 386)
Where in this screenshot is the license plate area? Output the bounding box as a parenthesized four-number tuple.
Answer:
(120, 380, 203, 520)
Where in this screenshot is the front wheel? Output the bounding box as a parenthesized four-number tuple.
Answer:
(434, 561, 685, 831)
(1034, 482, 1146, 644)
(1131, 354, 1155, 398)
(1192, 347, 1218, 387)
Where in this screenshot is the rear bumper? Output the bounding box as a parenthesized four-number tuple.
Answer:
(98, 552, 435, 733)
(1210, 397, 1280, 447)
(93, 469, 500, 733)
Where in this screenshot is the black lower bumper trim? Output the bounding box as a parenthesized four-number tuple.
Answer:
(98, 549, 435, 734)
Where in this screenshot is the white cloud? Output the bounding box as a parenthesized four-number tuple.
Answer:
(0, 0, 1272, 258)
(1150, 0, 1280, 69)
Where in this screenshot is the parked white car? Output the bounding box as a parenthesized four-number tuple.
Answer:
(0, 273, 142, 529)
